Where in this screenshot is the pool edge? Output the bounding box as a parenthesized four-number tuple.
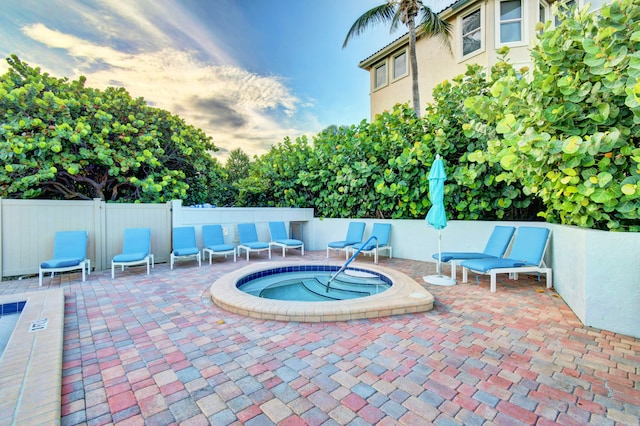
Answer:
(210, 261, 434, 322)
(0, 288, 64, 425)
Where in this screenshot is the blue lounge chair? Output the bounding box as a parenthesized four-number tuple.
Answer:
(326, 221, 366, 259)
(237, 223, 271, 261)
(112, 228, 154, 278)
(461, 227, 552, 292)
(348, 223, 392, 264)
(268, 221, 304, 257)
(39, 230, 90, 286)
(202, 224, 236, 263)
(170, 226, 201, 269)
(433, 225, 516, 280)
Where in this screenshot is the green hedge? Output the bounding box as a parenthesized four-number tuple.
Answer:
(240, 0, 639, 231)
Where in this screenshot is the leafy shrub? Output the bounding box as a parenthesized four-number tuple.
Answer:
(464, 0, 640, 231)
(0, 55, 225, 204)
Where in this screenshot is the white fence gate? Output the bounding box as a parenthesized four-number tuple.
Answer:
(0, 198, 172, 278)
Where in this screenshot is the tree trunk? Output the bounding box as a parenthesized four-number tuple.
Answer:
(408, 19, 421, 118)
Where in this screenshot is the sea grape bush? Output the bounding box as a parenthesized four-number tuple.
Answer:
(463, 0, 640, 231)
(0, 55, 226, 204)
(235, 136, 314, 208)
(3, 0, 639, 231)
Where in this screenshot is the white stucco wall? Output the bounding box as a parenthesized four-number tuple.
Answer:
(310, 218, 640, 339)
(170, 203, 640, 338)
(583, 229, 640, 337)
(550, 225, 587, 321)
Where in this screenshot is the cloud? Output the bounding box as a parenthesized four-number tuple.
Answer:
(18, 18, 311, 161)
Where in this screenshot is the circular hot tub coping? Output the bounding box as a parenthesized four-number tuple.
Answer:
(210, 260, 434, 322)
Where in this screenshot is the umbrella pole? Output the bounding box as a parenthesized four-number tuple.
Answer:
(423, 229, 457, 286)
(437, 230, 442, 275)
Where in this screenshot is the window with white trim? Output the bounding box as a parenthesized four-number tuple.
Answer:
(555, 0, 576, 26)
(392, 51, 407, 80)
(553, 0, 610, 27)
(539, 1, 548, 24)
(538, 1, 550, 33)
(587, 0, 608, 11)
(461, 7, 482, 58)
(374, 62, 387, 89)
(499, 0, 523, 44)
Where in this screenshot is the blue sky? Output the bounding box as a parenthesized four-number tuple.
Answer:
(0, 0, 417, 161)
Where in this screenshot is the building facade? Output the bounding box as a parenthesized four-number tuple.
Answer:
(359, 0, 611, 119)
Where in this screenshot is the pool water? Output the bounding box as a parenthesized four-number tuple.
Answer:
(0, 301, 26, 358)
(238, 270, 391, 301)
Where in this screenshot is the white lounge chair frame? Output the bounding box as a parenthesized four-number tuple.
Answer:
(326, 222, 366, 260)
(39, 230, 90, 286)
(268, 222, 304, 257)
(462, 228, 552, 292)
(347, 223, 392, 265)
(202, 225, 236, 263)
(170, 227, 201, 269)
(111, 228, 155, 279)
(237, 223, 271, 261)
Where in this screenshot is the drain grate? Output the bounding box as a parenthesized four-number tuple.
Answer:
(29, 318, 48, 332)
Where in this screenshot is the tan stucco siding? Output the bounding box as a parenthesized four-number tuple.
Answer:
(365, 0, 546, 120)
(369, 71, 412, 118)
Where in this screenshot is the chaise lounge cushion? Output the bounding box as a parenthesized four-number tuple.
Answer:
(41, 257, 84, 268)
(353, 241, 378, 251)
(173, 247, 200, 256)
(242, 241, 269, 249)
(113, 252, 149, 263)
(275, 238, 302, 246)
(328, 240, 359, 248)
(460, 257, 530, 273)
(439, 252, 497, 262)
(206, 243, 235, 252)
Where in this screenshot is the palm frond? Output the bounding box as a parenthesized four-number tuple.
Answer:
(418, 4, 452, 51)
(343, 3, 397, 48)
(418, 5, 452, 37)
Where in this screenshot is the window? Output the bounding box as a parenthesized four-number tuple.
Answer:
(374, 62, 387, 89)
(554, 0, 609, 26)
(538, 1, 550, 33)
(539, 1, 548, 25)
(555, 0, 576, 26)
(392, 51, 407, 80)
(499, 0, 523, 43)
(587, 0, 608, 11)
(461, 8, 482, 57)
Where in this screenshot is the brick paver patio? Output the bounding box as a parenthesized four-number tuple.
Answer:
(1, 251, 639, 425)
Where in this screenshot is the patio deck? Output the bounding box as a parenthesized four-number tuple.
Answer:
(1, 251, 639, 425)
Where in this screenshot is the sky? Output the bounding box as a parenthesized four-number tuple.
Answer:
(0, 0, 434, 162)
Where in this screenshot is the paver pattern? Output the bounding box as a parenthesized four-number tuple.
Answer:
(1, 251, 639, 425)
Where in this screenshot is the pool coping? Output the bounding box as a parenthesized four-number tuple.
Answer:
(210, 260, 434, 322)
(0, 288, 64, 425)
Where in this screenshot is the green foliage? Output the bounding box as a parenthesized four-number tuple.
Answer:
(464, 0, 640, 231)
(7, 0, 638, 232)
(0, 55, 225, 203)
(425, 65, 537, 220)
(306, 106, 421, 218)
(236, 77, 539, 221)
(218, 148, 251, 206)
(237, 136, 314, 207)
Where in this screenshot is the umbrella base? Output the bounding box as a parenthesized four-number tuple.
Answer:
(423, 275, 457, 286)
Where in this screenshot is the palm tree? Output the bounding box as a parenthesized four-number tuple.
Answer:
(343, 0, 451, 118)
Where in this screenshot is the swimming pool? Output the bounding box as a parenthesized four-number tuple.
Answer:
(211, 261, 434, 322)
(237, 266, 391, 301)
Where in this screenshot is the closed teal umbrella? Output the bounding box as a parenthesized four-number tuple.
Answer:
(426, 155, 447, 230)
(424, 155, 456, 286)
